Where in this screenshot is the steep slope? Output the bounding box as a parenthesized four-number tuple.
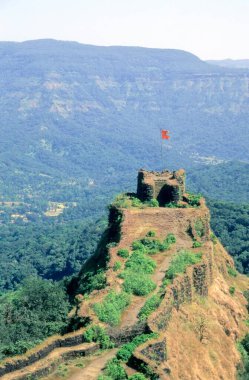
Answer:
(0, 170, 248, 380)
(135, 241, 248, 379)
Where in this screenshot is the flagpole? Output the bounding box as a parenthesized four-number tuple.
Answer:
(160, 128, 163, 170)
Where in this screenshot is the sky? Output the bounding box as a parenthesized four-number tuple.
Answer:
(0, 0, 248, 60)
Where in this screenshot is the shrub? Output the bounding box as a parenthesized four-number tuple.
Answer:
(131, 197, 143, 207)
(146, 230, 156, 237)
(78, 270, 107, 295)
(113, 261, 122, 271)
(139, 237, 164, 253)
(132, 234, 176, 255)
(229, 286, 236, 296)
(116, 342, 136, 362)
(129, 374, 147, 380)
(132, 240, 148, 253)
(117, 333, 158, 362)
(194, 219, 205, 238)
(138, 294, 162, 321)
(237, 334, 249, 378)
(132, 333, 158, 346)
(192, 241, 203, 248)
(89, 271, 107, 291)
(164, 202, 188, 208)
(187, 193, 202, 207)
(165, 250, 202, 282)
(103, 358, 127, 380)
(93, 291, 130, 326)
(210, 232, 218, 244)
(125, 252, 156, 274)
(83, 325, 114, 349)
(112, 194, 143, 209)
(122, 271, 156, 296)
(117, 249, 130, 258)
(112, 193, 131, 208)
(165, 202, 178, 208)
(164, 233, 176, 245)
(162, 278, 171, 288)
(228, 266, 237, 277)
(147, 198, 159, 207)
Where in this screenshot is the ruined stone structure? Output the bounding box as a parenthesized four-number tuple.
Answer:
(137, 169, 185, 206)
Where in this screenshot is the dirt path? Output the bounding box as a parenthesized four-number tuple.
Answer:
(67, 349, 118, 380)
(120, 251, 173, 328)
(120, 235, 193, 329)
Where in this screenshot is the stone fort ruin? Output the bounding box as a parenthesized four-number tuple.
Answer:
(137, 169, 186, 206)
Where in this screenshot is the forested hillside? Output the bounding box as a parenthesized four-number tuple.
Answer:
(188, 161, 249, 203)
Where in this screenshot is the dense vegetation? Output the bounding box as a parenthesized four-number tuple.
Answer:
(209, 201, 249, 274)
(0, 277, 69, 359)
(93, 291, 131, 326)
(164, 250, 202, 283)
(119, 234, 175, 297)
(188, 161, 249, 203)
(0, 218, 106, 292)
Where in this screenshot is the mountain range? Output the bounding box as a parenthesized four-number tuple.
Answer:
(0, 39, 249, 204)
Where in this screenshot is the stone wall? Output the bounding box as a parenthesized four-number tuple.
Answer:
(8, 344, 99, 380)
(149, 242, 213, 332)
(108, 321, 148, 346)
(131, 243, 214, 378)
(0, 329, 93, 377)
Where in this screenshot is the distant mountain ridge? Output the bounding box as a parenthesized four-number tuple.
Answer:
(207, 58, 249, 69)
(0, 39, 249, 204)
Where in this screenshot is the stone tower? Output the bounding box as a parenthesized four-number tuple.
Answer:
(137, 169, 185, 206)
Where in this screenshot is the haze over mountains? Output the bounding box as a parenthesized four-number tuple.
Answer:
(0, 39, 249, 204)
(207, 59, 249, 69)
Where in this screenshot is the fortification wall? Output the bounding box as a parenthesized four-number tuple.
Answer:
(149, 242, 213, 333)
(0, 329, 96, 377)
(131, 242, 215, 378)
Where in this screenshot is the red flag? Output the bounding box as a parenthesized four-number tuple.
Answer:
(161, 130, 170, 140)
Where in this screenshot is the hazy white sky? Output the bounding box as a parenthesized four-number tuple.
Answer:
(0, 0, 248, 60)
